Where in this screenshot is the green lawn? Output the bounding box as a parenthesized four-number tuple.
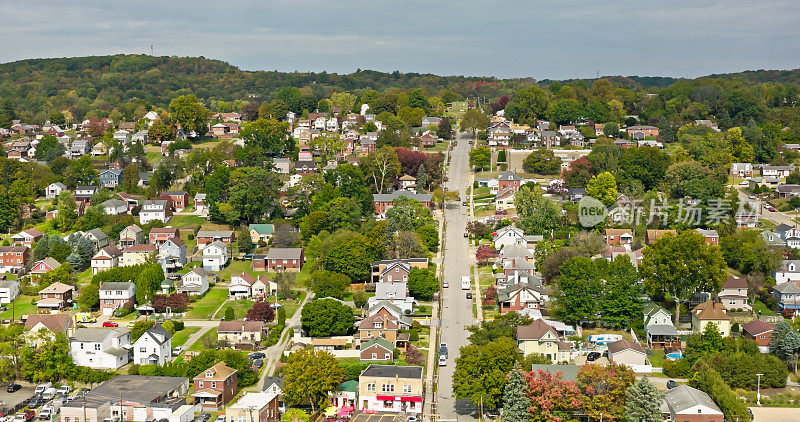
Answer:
(188, 328, 217, 351)
(1, 295, 38, 321)
(282, 290, 306, 318)
(222, 299, 256, 319)
(171, 326, 201, 347)
(218, 259, 253, 281)
(752, 299, 778, 316)
(168, 215, 207, 229)
(649, 349, 666, 368)
(187, 288, 229, 319)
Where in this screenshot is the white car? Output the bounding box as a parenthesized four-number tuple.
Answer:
(172, 346, 184, 356)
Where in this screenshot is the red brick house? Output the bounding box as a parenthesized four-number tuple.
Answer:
(149, 227, 180, 246)
(264, 248, 304, 272)
(360, 337, 394, 362)
(373, 191, 433, 215)
(419, 133, 437, 147)
(37, 282, 74, 311)
(192, 361, 238, 410)
(742, 320, 774, 350)
(196, 230, 235, 249)
(695, 228, 719, 246)
(497, 171, 522, 193)
(604, 229, 633, 245)
(159, 191, 190, 212)
(0, 245, 29, 272)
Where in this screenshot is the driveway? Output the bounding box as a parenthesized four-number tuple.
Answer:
(750, 406, 800, 421)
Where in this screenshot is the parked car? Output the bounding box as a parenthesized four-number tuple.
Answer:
(466, 292, 472, 299)
(27, 398, 41, 409)
(6, 383, 20, 392)
(407, 417, 417, 422)
(215, 417, 225, 422)
(41, 387, 56, 401)
(666, 380, 678, 389)
(587, 352, 602, 362)
(250, 359, 263, 369)
(172, 346, 184, 356)
(248, 352, 266, 360)
(443, 281, 449, 288)
(102, 321, 118, 328)
(195, 414, 211, 422)
(126, 321, 137, 328)
(35, 383, 52, 396)
(57, 385, 71, 395)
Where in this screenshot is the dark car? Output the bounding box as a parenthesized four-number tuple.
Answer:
(250, 359, 263, 369)
(6, 383, 21, 392)
(586, 352, 602, 362)
(195, 414, 211, 422)
(28, 397, 41, 408)
(466, 292, 472, 299)
(666, 380, 678, 389)
(248, 352, 266, 360)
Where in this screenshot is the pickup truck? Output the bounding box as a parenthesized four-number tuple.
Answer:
(15, 411, 35, 422)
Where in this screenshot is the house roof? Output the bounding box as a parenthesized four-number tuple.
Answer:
(692, 300, 730, 321)
(232, 273, 256, 285)
(195, 361, 237, 381)
(722, 274, 747, 289)
(694, 228, 719, 238)
(773, 282, 800, 294)
(361, 336, 393, 351)
(267, 247, 302, 260)
(778, 260, 800, 273)
(150, 227, 180, 235)
(122, 224, 143, 234)
(607, 339, 646, 355)
(185, 267, 213, 278)
(361, 364, 422, 379)
(197, 230, 234, 238)
(742, 320, 774, 336)
(140, 324, 172, 345)
(100, 282, 134, 291)
(34, 257, 61, 271)
(359, 313, 399, 330)
(102, 199, 128, 208)
(373, 191, 433, 203)
(218, 320, 265, 333)
(249, 224, 274, 235)
(87, 375, 189, 405)
(24, 313, 72, 332)
(605, 229, 633, 236)
(124, 244, 157, 253)
(262, 377, 283, 391)
(516, 319, 558, 341)
(72, 327, 130, 342)
(646, 324, 678, 336)
(311, 338, 350, 347)
(88, 228, 108, 241)
(39, 281, 74, 294)
(498, 171, 521, 181)
(662, 385, 722, 415)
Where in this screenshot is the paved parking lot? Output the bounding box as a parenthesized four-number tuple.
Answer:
(0, 381, 36, 413)
(348, 414, 404, 422)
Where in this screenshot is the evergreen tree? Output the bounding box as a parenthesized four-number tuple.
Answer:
(416, 164, 427, 192)
(769, 321, 793, 358)
(624, 378, 662, 422)
(66, 252, 83, 270)
(501, 361, 531, 422)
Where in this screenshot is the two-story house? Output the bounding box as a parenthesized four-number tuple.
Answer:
(99, 169, 123, 188)
(192, 362, 238, 410)
(85, 228, 110, 252)
(228, 274, 275, 299)
(121, 244, 157, 267)
(497, 280, 544, 314)
(196, 231, 235, 250)
(226, 392, 280, 422)
(159, 191, 190, 212)
(719, 275, 750, 311)
(263, 248, 303, 272)
(0, 280, 19, 304)
(99, 282, 135, 315)
(691, 300, 731, 337)
(202, 241, 228, 271)
(516, 319, 572, 363)
(773, 282, 800, 316)
(217, 320, 267, 349)
(37, 281, 75, 311)
(139, 200, 171, 224)
(11, 228, 44, 247)
(69, 327, 132, 369)
(358, 365, 423, 414)
(178, 268, 214, 296)
(367, 281, 415, 315)
(73, 185, 98, 205)
(604, 229, 633, 245)
(248, 224, 274, 244)
(695, 228, 720, 245)
(23, 314, 73, 347)
(91, 246, 122, 275)
(742, 320, 774, 353)
(642, 303, 679, 349)
(0, 245, 29, 273)
(158, 237, 186, 273)
(661, 385, 723, 422)
(46, 182, 67, 199)
(357, 311, 410, 347)
(775, 260, 800, 285)
(133, 324, 172, 366)
(149, 227, 180, 246)
(118, 224, 145, 248)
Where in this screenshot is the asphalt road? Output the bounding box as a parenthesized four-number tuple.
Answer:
(734, 186, 796, 227)
(435, 132, 479, 421)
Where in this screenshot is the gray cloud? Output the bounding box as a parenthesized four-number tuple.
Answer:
(0, 0, 798, 79)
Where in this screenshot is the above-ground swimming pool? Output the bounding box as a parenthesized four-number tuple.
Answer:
(666, 352, 683, 360)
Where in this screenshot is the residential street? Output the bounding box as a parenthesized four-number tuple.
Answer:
(435, 131, 479, 421)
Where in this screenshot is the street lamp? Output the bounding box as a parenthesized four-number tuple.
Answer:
(756, 373, 764, 406)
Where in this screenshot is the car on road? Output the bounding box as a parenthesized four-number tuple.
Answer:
(6, 383, 20, 392)
(587, 351, 602, 362)
(462, 201, 468, 206)
(666, 380, 678, 389)
(248, 352, 266, 360)
(463, 232, 468, 237)
(172, 346, 184, 356)
(466, 292, 472, 299)
(102, 321, 118, 328)
(442, 280, 448, 288)
(27, 398, 41, 408)
(407, 417, 417, 422)
(438, 355, 446, 366)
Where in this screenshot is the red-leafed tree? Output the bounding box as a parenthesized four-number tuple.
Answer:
(526, 369, 582, 422)
(466, 221, 492, 239)
(166, 293, 190, 311)
(476, 244, 498, 264)
(563, 157, 594, 188)
(405, 345, 424, 365)
(246, 300, 276, 322)
(483, 286, 497, 306)
(576, 363, 635, 421)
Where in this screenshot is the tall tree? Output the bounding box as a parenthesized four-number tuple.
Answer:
(599, 256, 642, 330)
(514, 186, 561, 236)
(452, 337, 519, 409)
(577, 363, 636, 421)
(469, 147, 491, 171)
(624, 378, 662, 422)
(640, 230, 726, 324)
(501, 361, 531, 422)
(522, 149, 562, 175)
(227, 167, 281, 224)
(240, 118, 291, 156)
(585, 171, 618, 206)
(300, 298, 355, 337)
(168, 94, 212, 136)
(282, 349, 343, 413)
(554, 257, 602, 326)
(459, 109, 489, 137)
(360, 146, 400, 194)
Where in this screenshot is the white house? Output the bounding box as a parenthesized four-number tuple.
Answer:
(90, 245, 122, 275)
(0, 280, 20, 304)
(69, 327, 131, 369)
(228, 273, 275, 299)
(46, 182, 67, 199)
(202, 241, 228, 271)
(102, 199, 128, 216)
(774, 260, 800, 285)
(178, 268, 214, 296)
(139, 200, 171, 224)
(133, 324, 172, 366)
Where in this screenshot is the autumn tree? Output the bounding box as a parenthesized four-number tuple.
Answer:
(245, 300, 275, 322)
(526, 369, 582, 422)
(577, 363, 636, 421)
(360, 146, 400, 193)
(453, 336, 518, 409)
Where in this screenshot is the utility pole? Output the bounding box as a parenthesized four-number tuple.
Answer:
(756, 373, 764, 406)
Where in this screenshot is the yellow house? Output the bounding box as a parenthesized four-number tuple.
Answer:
(691, 300, 731, 337)
(248, 224, 274, 244)
(516, 319, 571, 363)
(120, 244, 157, 267)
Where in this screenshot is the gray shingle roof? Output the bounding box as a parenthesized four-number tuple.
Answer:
(361, 364, 422, 379)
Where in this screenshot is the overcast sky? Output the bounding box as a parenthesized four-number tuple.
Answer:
(1, 0, 798, 80)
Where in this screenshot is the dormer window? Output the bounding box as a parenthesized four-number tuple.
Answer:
(206, 371, 213, 377)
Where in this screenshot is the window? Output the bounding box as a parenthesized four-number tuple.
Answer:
(403, 385, 412, 394)
(212, 382, 217, 388)
(381, 384, 394, 393)
(94, 344, 101, 351)
(366, 383, 375, 392)
(372, 353, 377, 359)
(140, 347, 146, 353)
(199, 381, 203, 388)
(383, 400, 394, 408)
(385, 353, 391, 360)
